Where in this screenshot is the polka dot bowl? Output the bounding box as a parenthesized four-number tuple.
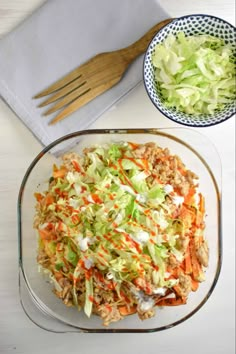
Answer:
(143, 14, 236, 127)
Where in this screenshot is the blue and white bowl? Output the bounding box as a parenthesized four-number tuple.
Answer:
(143, 14, 236, 127)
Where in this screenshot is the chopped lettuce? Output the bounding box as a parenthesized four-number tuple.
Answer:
(84, 277, 93, 317)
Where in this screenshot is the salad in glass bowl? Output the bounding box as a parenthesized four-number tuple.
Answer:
(18, 128, 221, 333)
(33, 140, 208, 326)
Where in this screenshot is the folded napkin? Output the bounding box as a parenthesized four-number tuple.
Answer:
(0, 0, 169, 147)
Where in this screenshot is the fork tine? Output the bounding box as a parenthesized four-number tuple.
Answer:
(38, 78, 86, 108)
(33, 54, 103, 99)
(49, 90, 97, 125)
(43, 83, 90, 116)
(49, 80, 118, 125)
(33, 72, 82, 99)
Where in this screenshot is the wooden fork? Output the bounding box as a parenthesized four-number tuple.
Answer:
(34, 18, 172, 125)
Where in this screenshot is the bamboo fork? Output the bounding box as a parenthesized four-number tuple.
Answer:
(34, 18, 173, 125)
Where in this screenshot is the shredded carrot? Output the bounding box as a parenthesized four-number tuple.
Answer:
(191, 278, 199, 292)
(167, 266, 181, 279)
(57, 221, 65, 231)
(195, 209, 204, 227)
(179, 205, 196, 228)
(91, 193, 103, 204)
(157, 297, 187, 306)
(34, 192, 43, 202)
(178, 167, 187, 176)
(184, 187, 196, 204)
(198, 193, 205, 213)
(44, 193, 54, 206)
(53, 166, 68, 179)
(39, 228, 53, 241)
(71, 214, 80, 224)
(118, 305, 137, 316)
(195, 194, 205, 228)
(184, 243, 192, 275)
(71, 160, 81, 172)
(128, 142, 139, 150)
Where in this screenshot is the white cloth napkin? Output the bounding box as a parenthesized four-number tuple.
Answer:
(0, 0, 169, 147)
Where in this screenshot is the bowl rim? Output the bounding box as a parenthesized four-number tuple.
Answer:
(143, 13, 236, 127)
(17, 128, 222, 333)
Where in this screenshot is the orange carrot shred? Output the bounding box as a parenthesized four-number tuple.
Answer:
(118, 305, 137, 316)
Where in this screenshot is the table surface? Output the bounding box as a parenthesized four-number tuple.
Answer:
(0, 1, 235, 353)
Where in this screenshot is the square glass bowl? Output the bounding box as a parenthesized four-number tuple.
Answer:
(18, 128, 222, 333)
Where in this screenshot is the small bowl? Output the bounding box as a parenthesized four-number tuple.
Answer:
(18, 128, 222, 333)
(143, 14, 236, 127)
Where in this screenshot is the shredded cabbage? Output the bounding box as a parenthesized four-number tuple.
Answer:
(152, 32, 236, 114)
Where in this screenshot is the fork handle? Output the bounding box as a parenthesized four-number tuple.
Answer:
(120, 18, 173, 64)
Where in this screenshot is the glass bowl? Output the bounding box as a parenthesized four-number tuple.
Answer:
(143, 14, 236, 127)
(18, 128, 222, 333)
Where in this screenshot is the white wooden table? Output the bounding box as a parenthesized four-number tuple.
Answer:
(0, 1, 235, 353)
